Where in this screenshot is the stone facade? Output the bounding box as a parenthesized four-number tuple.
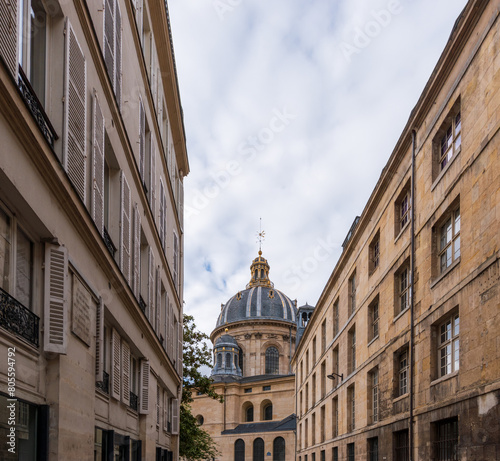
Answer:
(0, 0, 188, 459)
(292, 1, 500, 460)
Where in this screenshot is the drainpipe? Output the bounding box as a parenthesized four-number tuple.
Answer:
(294, 370, 298, 461)
(409, 129, 416, 461)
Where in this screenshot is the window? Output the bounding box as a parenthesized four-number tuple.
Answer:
(312, 373, 316, 405)
(439, 112, 461, 171)
(196, 415, 204, 426)
(349, 272, 356, 316)
(320, 405, 325, 443)
(394, 429, 409, 461)
(438, 208, 460, 274)
(263, 385, 271, 391)
(235, 439, 245, 461)
(395, 180, 411, 236)
(244, 388, 252, 394)
(438, 314, 459, 377)
(312, 336, 317, 364)
(245, 404, 254, 422)
(306, 350, 309, 375)
(368, 297, 379, 341)
(398, 348, 408, 396)
(332, 396, 338, 437)
(333, 299, 339, 337)
(369, 369, 379, 424)
(253, 438, 264, 461)
(348, 326, 356, 374)
(312, 412, 316, 445)
(368, 437, 379, 461)
(321, 361, 326, 399)
(369, 232, 380, 274)
(320, 450, 325, 461)
(321, 320, 327, 352)
(19, 0, 47, 104)
(216, 353, 222, 368)
(240, 350, 245, 375)
(396, 263, 410, 316)
(103, 0, 122, 106)
(332, 346, 339, 387)
(332, 447, 338, 461)
(434, 418, 458, 461)
(264, 403, 272, 421)
(347, 443, 355, 461)
(225, 352, 232, 369)
(300, 390, 303, 416)
(265, 346, 279, 374)
(347, 385, 355, 432)
(305, 382, 309, 411)
(273, 437, 285, 461)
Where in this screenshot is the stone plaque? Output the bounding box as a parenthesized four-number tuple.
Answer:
(71, 275, 92, 346)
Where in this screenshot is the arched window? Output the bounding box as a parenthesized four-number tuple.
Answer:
(235, 439, 245, 461)
(217, 353, 222, 368)
(273, 437, 285, 461)
(264, 403, 273, 421)
(239, 349, 244, 374)
(253, 438, 265, 461)
(246, 405, 254, 422)
(196, 415, 204, 426)
(265, 347, 279, 374)
(226, 353, 232, 369)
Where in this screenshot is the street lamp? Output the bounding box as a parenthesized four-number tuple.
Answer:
(327, 372, 343, 382)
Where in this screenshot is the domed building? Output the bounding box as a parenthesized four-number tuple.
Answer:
(190, 252, 306, 461)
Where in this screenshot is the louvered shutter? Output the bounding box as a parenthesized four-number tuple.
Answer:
(139, 359, 150, 414)
(135, 0, 143, 37)
(139, 100, 145, 181)
(63, 21, 87, 203)
(148, 247, 154, 325)
(0, 0, 18, 78)
(111, 328, 121, 400)
(95, 298, 104, 381)
(163, 390, 168, 432)
(173, 233, 178, 287)
(120, 172, 131, 284)
(159, 179, 165, 249)
(178, 320, 183, 376)
(115, 0, 122, 108)
(44, 244, 68, 354)
(172, 398, 179, 434)
(133, 204, 141, 298)
(151, 47, 156, 104)
(150, 143, 156, 218)
(121, 341, 130, 406)
(164, 292, 169, 350)
(168, 303, 174, 359)
(104, 0, 114, 86)
(155, 267, 161, 334)
(92, 93, 105, 235)
(179, 180, 184, 230)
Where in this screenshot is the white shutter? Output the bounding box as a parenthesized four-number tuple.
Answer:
(164, 292, 169, 350)
(172, 398, 179, 434)
(0, 0, 18, 78)
(63, 21, 87, 203)
(133, 204, 141, 298)
(92, 92, 105, 235)
(139, 359, 150, 414)
(120, 172, 131, 284)
(135, 0, 143, 38)
(150, 143, 156, 218)
(44, 244, 68, 354)
(178, 320, 183, 376)
(179, 179, 184, 230)
(121, 340, 130, 406)
(168, 303, 174, 359)
(155, 267, 161, 334)
(151, 46, 156, 104)
(159, 179, 165, 249)
(163, 390, 168, 432)
(148, 247, 154, 325)
(173, 232, 179, 287)
(111, 328, 121, 400)
(115, 0, 122, 108)
(139, 99, 145, 181)
(95, 298, 104, 381)
(104, 0, 114, 86)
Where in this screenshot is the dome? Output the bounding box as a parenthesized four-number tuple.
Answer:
(216, 252, 297, 328)
(214, 333, 239, 347)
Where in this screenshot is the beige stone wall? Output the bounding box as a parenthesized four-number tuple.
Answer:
(293, 1, 500, 460)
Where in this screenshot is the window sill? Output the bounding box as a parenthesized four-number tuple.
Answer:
(430, 370, 458, 387)
(393, 307, 410, 323)
(393, 393, 408, 404)
(431, 145, 461, 192)
(430, 257, 460, 289)
(394, 220, 410, 243)
(367, 335, 379, 347)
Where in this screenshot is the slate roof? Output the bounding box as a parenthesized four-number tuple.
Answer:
(221, 414, 296, 435)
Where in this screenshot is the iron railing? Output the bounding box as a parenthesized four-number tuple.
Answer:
(130, 391, 138, 411)
(139, 295, 147, 313)
(103, 227, 117, 258)
(0, 287, 39, 347)
(96, 371, 110, 394)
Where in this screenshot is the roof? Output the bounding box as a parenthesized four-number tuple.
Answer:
(221, 414, 296, 435)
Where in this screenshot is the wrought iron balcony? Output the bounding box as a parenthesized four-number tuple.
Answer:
(96, 371, 110, 394)
(103, 227, 117, 258)
(139, 295, 147, 313)
(130, 391, 138, 411)
(0, 287, 39, 347)
(17, 66, 57, 148)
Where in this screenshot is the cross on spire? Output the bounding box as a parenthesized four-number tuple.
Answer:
(256, 218, 265, 252)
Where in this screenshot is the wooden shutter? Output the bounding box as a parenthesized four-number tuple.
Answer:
(150, 143, 156, 218)
(148, 247, 154, 324)
(44, 244, 68, 354)
(139, 99, 145, 181)
(104, 0, 114, 86)
(111, 328, 121, 400)
(95, 298, 104, 381)
(0, 0, 18, 78)
(159, 179, 165, 249)
(172, 398, 179, 434)
(155, 267, 161, 333)
(120, 172, 131, 284)
(133, 204, 141, 298)
(63, 21, 87, 203)
(92, 92, 105, 235)
(139, 359, 150, 414)
(121, 340, 130, 406)
(115, 0, 122, 108)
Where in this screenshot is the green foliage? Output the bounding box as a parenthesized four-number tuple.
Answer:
(180, 314, 222, 461)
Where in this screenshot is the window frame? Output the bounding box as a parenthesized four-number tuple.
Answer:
(368, 297, 379, 342)
(438, 314, 459, 378)
(369, 231, 380, 274)
(398, 348, 408, 397)
(438, 207, 460, 275)
(348, 271, 356, 316)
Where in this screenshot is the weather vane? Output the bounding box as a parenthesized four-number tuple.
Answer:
(256, 218, 265, 252)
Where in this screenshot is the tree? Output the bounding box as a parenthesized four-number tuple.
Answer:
(180, 314, 223, 461)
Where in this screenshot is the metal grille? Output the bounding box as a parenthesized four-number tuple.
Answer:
(234, 439, 245, 461)
(368, 437, 378, 461)
(347, 443, 355, 461)
(103, 227, 117, 257)
(130, 391, 138, 411)
(394, 430, 409, 461)
(435, 419, 458, 461)
(96, 370, 110, 394)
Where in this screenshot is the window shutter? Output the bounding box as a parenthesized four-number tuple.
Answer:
(111, 328, 121, 400)
(133, 204, 141, 298)
(155, 267, 161, 334)
(104, 0, 115, 86)
(63, 20, 87, 203)
(120, 172, 131, 284)
(135, 0, 143, 37)
(92, 92, 105, 235)
(172, 398, 179, 434)
(178, 320, 183, 376)
(173, 233, 178, 287)
(168, 303, 174, 359)
(44, 244, 68, 354)
(139, 100, 145, 181)
(179, 180, 184, 230)
(159, 179, 165, 249)
(148, 247, 155, 325)
(150, 143, 156, 219)
(164, 292, 169, 350)
(163, 390, 168, 432)
(139, 359, 150, 414)
(95, 298, 104, 381)
(121, 340, 130, 406)
(0, 0, 18, 78)
(115, 0, 122, 109)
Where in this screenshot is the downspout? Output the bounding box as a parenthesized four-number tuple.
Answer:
(294, 366, 298, 461)
(409, 129, 416, 461)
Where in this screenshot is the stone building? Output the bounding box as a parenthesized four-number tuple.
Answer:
(190, 252, 302, 461)
(0, 0, 188, 459)
(292, 1, 500, 460)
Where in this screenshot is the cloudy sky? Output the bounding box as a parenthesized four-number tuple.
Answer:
(168, 0, 468, 339)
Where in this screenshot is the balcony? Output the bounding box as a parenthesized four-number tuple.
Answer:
(139, 295, 147, 313)
(96, 371, 110, 394)
(0, 287, 39, 347)
(103, 227, 117, 258)
(130, 391, 138, 411)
